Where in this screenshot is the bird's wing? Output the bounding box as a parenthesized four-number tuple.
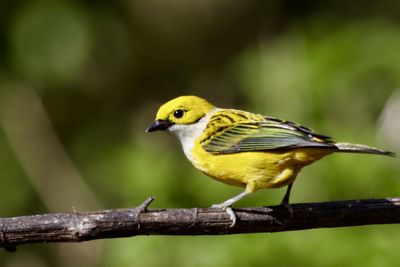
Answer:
(201, 114, 335, 154)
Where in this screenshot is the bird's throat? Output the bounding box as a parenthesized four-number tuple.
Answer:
(169, 108, 219, 163)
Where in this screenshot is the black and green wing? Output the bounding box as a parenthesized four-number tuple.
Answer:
(202, 116, 336, 154)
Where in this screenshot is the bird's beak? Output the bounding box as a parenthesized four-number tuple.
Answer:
(146, 120, 174, 132)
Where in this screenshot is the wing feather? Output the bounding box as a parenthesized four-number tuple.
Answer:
(202, 115, 335, 154)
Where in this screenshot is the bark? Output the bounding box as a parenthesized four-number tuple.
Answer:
(1, 197, 400, 252)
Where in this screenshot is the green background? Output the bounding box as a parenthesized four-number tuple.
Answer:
(0, 1, 399, 266)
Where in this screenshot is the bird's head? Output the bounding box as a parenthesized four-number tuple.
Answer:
(146, 96, 215, 133)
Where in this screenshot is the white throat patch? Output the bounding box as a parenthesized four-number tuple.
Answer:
(168, 108, 219, 162)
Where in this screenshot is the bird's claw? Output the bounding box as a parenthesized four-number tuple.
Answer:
(225, 207, 237, 227)
(280, 201, 293, 217)
(211, 205, 237, 227)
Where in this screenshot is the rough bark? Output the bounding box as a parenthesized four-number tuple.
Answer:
(1, 197, 400, 251)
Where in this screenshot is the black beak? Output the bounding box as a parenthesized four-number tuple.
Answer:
(146, 120, 174, 132)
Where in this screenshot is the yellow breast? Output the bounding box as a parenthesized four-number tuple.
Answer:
(190, 143, 333, 192)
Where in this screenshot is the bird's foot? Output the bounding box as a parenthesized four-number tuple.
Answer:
(279, 200, 293, 217)
(211, 204, 237, 227)
(211, 203, 227, 209)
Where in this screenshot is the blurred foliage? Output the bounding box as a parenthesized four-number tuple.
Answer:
(0, 0, 400, 266)
(10, 1, 91, 84)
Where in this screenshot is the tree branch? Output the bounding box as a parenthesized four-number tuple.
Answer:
(1, 196, 400, 251)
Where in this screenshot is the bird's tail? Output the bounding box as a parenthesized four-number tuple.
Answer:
(334, 142, 395, 157)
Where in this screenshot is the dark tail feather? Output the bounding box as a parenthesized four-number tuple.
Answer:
(335, 142, 395, 157)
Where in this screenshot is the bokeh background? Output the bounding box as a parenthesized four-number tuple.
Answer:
(1, 0, 400, 266)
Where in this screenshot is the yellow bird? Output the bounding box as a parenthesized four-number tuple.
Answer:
(147, 95, 394, 210)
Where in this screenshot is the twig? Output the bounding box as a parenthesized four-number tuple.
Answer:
(1, 196, 400, 251)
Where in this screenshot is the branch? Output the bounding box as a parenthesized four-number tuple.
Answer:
(1, 196, 400, 251)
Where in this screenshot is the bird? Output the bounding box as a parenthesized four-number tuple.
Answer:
(146, 95, 395, 212)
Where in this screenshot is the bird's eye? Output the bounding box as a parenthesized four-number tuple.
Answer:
(173, 109, 185, 119)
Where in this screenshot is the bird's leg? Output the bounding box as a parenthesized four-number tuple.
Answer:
(280, 183, 293, 214)
(211, 190, 250, 209)
(211, 190, 250, 227)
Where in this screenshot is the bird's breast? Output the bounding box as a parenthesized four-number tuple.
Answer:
(190, 144, 333, 189)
